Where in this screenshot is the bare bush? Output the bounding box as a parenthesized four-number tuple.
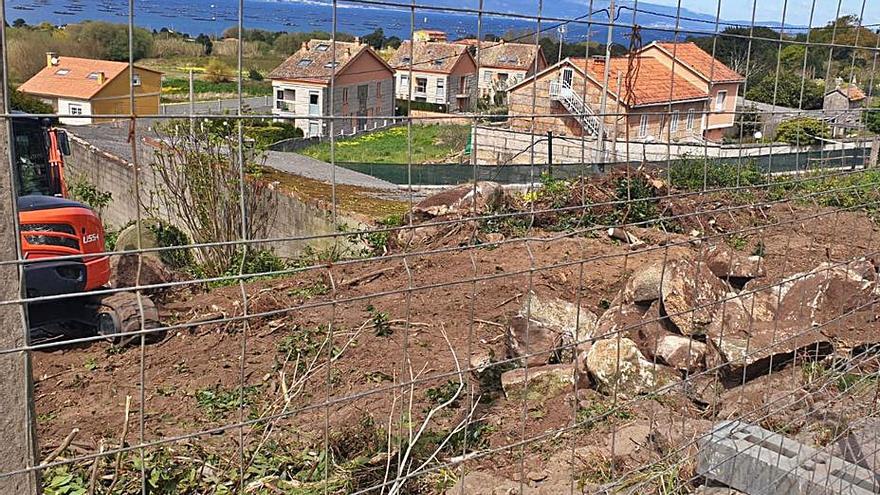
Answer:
(148, 119, 278, 277)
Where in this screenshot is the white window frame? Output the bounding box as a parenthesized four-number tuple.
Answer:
(715, 90, 727, 112)
(482, 69, 492, 83)
(670, 110, 680, 132)
(68, 103, 83, 116)
(638, 114, 649, 138)
(400, 74, 409, 90)
(686, 109, 696, 130)
(436, 77, 445, 97)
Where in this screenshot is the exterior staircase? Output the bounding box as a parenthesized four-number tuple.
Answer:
(549, 80, 602, 137)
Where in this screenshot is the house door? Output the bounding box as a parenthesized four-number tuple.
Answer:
(308, 120, 320, 137)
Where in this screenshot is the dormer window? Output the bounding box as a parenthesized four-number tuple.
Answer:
(55, 69, 70, 76)
(297, 58, 312, 67)
(323, 61, 339, 68)
(401, 56, 411, 64)
(316, 43, 330, 51)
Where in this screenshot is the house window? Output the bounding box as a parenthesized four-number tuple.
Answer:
(342, 87, 349, 104)
(415, 77, 427, 94)
(316, 43, 330, 51)
(686, 109, 695, 130)
(638, 114, 649, 138)
(400, 74, 409, 89)
(357, 84, 368, 111)
(323, 61, 339, 69)
(298, 58, 313, 67)
(561, 68, 573, 88)
(55, 69, 70, 76)
(69, 103, 83, 116)
(715, 90, 727, 112)
(670, 110, 680, 132)
(459, 75, 467, 92)
(132, 73, 141, 86)
(376, 81, 382, 98)
(275, 89, 285, 110)
(482, 70, 492, 83)
(436, 78, 445, 97)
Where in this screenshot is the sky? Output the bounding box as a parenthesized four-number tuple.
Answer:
(644, 0, 878, 26)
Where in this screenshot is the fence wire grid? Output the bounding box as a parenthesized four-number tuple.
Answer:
(2, 0, 880, 494)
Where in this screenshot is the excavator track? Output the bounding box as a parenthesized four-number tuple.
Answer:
(97, 292, 162, 345)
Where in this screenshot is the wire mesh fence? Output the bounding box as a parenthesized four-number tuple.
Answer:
(1, 0, 880, 493)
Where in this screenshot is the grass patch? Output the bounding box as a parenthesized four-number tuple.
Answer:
(298, 124, 470, 164)
(260, 167, 409, 220)
(577, 401, 634, 431)
(160, 76, 272, 102)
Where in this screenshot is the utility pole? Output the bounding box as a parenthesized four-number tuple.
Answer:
(0, 61, 40, 493)
(557, 25, 565, 64)
(594, 0, 615, 171)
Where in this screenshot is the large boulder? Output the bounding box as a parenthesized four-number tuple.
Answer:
(413, 181, 504, 217)
(661, 259, 731, 336)
(775, 262, 877, 325)
(656, 334, 709, 373)
(111, 254, 173, 290)
(586, 338, 666, 396)
(114, 222, 161, 256)
(701, 243, 765, 281)
(501, 364, 575, 401)
(622, 261, 666, 304)
(507, 292, 597, 366)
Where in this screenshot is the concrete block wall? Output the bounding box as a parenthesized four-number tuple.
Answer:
(473, 126, 871, 166)
(64, 133, 352, 259)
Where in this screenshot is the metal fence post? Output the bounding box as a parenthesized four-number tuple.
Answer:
(0, 69, 40, 495)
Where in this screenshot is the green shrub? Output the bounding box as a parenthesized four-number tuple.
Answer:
(208, 248, 288, 287)
(203, 59, 235, 83)
(9, 87, 53, 114)
(248, 68, 264, 81)
(67, 174, 112, 213)
(246, 123, 302, 147)
(774, 117, 830, 146)
(863, 104, 880, 134)
(149, 220, 194, 270)
(669, 157, 765, 190)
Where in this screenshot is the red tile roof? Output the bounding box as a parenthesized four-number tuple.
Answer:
(268, 40, 391, 83)
(572, 56, 709, 107)
(388, 41, 471, 74)
(652, 42, 745, 83)
(18, 56, 159, 100)
(834, 84, 867, 101)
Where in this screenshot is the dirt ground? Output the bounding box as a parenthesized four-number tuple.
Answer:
(31, 189, 880, 492)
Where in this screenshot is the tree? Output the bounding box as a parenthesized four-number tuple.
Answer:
(746, 71, 824, 110)
(8, 87, 53, 114)
(204, 59, 235, 83)
(361, 28, 385, 49)
(66, 21, 153, 61)
(774, 117, 830, 146)
(195, 34, 213, 56)
(148, 119, 278, 277)
(12, 18, 26, 28)
(863, 103, 880, 134)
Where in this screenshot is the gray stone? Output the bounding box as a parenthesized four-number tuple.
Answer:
(585, 338, 663, 396)
(414, 181, 504, 217)
(114, 222, 161, 256)
(509, 292, 597, 366)
(661, 259, 732, 336)
(623, 261, 666, 303)
(702, 243, 766, 281)
(656, 334, 708, 373)
(698, 420, 878, 495)
(501, 364, 575, 401)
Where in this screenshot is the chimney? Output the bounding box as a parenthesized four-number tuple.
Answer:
(354, 36, 360, 45)
(96, 71, 105, 84)
(301, 41, 308, 51)
(46, 52, 58, 68)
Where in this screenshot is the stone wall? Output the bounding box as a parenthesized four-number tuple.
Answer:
(64, 132, 353, 258)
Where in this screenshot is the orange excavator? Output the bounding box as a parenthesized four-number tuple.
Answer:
(11, 116, 159, 342)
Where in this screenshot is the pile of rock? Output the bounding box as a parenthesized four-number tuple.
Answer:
(498, 243, 880, 400)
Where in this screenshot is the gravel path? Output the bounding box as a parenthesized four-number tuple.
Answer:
(263, 151, 398, 190)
